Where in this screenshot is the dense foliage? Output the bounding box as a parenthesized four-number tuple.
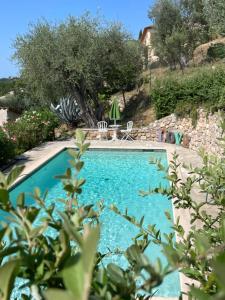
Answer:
(13, 15, 142, 127)
(207, 43, 225, 61)
(0, 127, 15, 165)
(0, 78, 18, 97)
(151, 66, 225, 119)
(203, 0, 225, 36)
(0, 130, 224, 299)
(148, 0, 225, 69)
(4, 109, 59, 153)
(0, 78, 41, 114)
(139, 136, 225, 299)
(148, 0, 209, 69)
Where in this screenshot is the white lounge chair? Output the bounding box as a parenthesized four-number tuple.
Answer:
(97, 121, 108, 140)
(120, 121, 134, 140)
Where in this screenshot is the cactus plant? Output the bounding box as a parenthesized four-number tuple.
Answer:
(51, 96, 81, 126)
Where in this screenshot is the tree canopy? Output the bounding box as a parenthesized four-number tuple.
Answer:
(148, 0, 220, 69)
(203, 0, 225, 36)
(13, 15, 142, 127)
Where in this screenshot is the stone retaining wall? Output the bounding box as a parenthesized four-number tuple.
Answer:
(147, 109, 224, 156)
(55, 109, 224, 156)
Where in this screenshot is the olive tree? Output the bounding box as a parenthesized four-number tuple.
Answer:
(149, 0, 209, 69)
(13, 16, 142, 127)
(203, 0, 225, 36)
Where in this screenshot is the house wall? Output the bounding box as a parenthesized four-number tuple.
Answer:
(0, 109, 8, 126)
(141, 28, 158, 65)
(0, 109, 19, 126)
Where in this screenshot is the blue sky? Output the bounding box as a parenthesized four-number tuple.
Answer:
(0, 0, 154, 78)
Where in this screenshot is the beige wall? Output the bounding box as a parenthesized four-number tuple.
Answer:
(0, 109, 19, 126)
(0, 109, 8, 126)
(142, 29, 158, 64)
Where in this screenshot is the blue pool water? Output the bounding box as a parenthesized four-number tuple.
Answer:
(9, 149, 180, 297)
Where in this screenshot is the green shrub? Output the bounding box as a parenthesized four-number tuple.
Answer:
(4, 109, 59, 153)
(0, 94, 34, 114)
(207, 43, 225, 61)
(175, 100, 198, 127)
(0, 78, 17, 97)
(151, 78, 180, 119)
(0, 131, 167, 300)
(0, 127, 15, 165)
(151, 66, 225, 119)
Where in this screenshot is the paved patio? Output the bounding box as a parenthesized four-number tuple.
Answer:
(5, 138, 203, 300)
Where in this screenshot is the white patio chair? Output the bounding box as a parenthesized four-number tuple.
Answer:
(97, 121, 108, 140)
(120, 121, 134, 141)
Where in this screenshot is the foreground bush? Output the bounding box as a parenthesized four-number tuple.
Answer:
(0, 130, 224, 299)
(151, 66, 225, 119)
(0, 131, 167, 300)
(4, 109, 59, 153)
(0, 127, 15, 165)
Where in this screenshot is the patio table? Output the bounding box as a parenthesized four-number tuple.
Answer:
(109, 124, 121, 141)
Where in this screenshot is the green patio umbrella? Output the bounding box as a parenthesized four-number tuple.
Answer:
(109, 98, 121, 125)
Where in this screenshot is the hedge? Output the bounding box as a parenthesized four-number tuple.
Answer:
(151, 66, 225, 119)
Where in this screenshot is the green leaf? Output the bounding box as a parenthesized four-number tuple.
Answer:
(77, 178, 86, 187)
(214, 252, 225, 287)
(6, 166, 25, 187)
(25, 207, 40, 223)
(164, 211, 172, 220)
(16, 193, 25, 208)
(75, 161, 84, 172)
(0, 172, 6, 187)
(96, 268, 106, 285)
(190, 287, 212, 300)
(107, 263, 125, 284)
(64, 184, 74, 193)
(60, 212, 83, 246)
(0, 260, 19, 300)
(76, 129, 85, 143)
(140, 216, 144, 227)
(67, 148, 78, 159)
(126, 244, 149, 267)
(0, 189, 9, 205)
(45, 289, 74, 300)
(81, 143, 90, 153)
(83, 226, 100, 274)
(0, 227, 7, 242)
(62, 226, 100, 300)
(63, 255, 84, 300)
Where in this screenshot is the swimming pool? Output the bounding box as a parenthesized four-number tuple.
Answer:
(10, 148, 180, 298)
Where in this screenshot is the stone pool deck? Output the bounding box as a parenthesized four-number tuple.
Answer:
(6, 139, 203, 300)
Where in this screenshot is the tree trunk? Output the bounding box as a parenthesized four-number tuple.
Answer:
(122, 90, 126, 107)
(179, 55, 187, 73)
(72, 88, 97, 128)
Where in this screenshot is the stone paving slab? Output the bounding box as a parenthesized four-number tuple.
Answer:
(4, 138, 203, 300)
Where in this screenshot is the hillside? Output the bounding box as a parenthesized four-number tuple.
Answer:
(116, 60, 225, 127)
(0, 77, 18, 97)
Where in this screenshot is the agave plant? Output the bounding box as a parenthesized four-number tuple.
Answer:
(50, 96, 81, 126)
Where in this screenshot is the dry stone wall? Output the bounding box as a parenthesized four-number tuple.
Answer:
(55, 109, 224, 156)
(146, 109, 224, 156)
